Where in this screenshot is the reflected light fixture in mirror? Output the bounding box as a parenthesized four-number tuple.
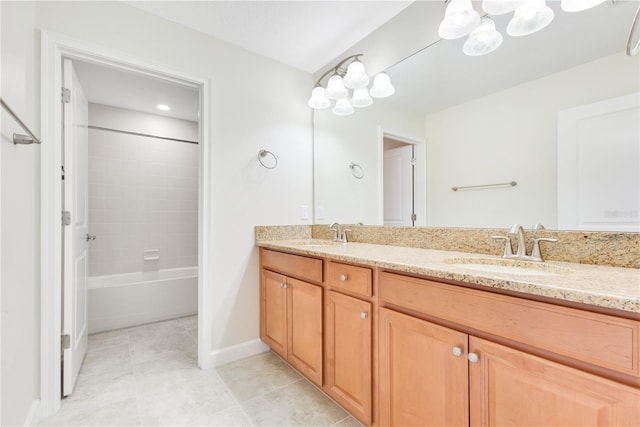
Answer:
(438, 0, 481, 39)
(507, 0, 555, 37)
(463, 17, 503, 56)
(439, 0, 610, 57)
(308, 54, 395, 116)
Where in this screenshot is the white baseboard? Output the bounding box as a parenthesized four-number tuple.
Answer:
(200, 338, 269, 369)
(24, 399, 41, 427)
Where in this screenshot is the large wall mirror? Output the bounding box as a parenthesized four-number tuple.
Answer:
(313, 0, 640, 231)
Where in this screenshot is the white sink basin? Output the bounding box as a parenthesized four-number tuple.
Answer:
(445, 258, 568, 277)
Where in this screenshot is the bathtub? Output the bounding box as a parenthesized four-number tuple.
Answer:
(88, 267, 197, 333)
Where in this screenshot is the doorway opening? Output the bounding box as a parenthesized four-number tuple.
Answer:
(41, 32, 212, 419)
(60, 58, 200, 396)
(381, 133, 426, 227)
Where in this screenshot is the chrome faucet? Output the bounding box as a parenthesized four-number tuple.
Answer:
(329, 222, 340, 242)
(492, 223, 557, 262)
(509, 224, 527, 258)
(328, 222, 350, 243)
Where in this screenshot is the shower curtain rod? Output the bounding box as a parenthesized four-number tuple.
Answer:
(88, 125, 198, 144)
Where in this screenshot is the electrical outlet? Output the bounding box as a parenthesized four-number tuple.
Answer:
(300, 205, 309, 220)
(316, 206, 325, 220)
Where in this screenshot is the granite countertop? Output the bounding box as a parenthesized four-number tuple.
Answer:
(257, 239, 640, 314)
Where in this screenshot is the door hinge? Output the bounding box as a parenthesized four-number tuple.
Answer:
(61, 334, 71, 350)
(411, 213, 417, 222)
(411, 157, 417, 166)
(61, 165, 65, 180)
(62, 87, 71, 103)
(62, 210, 71, 226)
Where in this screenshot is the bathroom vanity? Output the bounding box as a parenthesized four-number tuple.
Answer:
(258, 240, 640, 427)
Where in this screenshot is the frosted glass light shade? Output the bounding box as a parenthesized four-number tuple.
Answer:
(333, 98, 354, 116)
(351, 87, 373, 108)
(507, 0, 554, 37)
(307, 86, 331, 109)
(438, 0, 481, 39)
(482, 0, 525, 15)
(325, 74, 348, 99)
(561, 0, 606, 12)
(369, 73, 395, 98)
(463, 18, 503, 56)
(343, 60, 370, 89)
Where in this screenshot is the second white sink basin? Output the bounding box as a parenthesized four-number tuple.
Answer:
(445, 257, 568, 277)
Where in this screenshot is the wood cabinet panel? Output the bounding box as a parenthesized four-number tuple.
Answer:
(326, 291, 372, 425)
(261, 270, 287, 358)
(469, 336, 640, 427)
(327, 261, 372, 298)
(379, 271, 639, 379)
(261, 249, 323, 283)
(379, 308, 469, 427)
(288, 277, 323, 387)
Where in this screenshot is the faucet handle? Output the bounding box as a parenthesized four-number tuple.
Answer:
(341, 229, 352, 243)
(530, 237, 558, 261)
(328, 222, 340, 242)
(491, 235, 513, 257)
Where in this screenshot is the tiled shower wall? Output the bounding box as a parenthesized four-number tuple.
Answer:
(88, 103, 198, 276)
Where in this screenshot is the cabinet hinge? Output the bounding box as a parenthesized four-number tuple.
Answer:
(61, 334, 70, 350)
(62, 87, 71, 103)
(62, 211, 71, 226)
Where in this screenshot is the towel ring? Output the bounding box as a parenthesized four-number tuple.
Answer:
(349, 162, 364, 179)
(258, 149, 278, 169)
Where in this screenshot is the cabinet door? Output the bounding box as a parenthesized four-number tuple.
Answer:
(326, 291, 372, 425)
(261, 270, 287, 358)
(379, 308, 469, 427)
(469, 336, 640, 427)
(288, 277, 323, 386)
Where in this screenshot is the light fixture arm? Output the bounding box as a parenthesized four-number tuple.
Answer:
(313, 54, 363, 87)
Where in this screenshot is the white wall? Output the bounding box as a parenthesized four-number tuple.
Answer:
(88, 104, 199, 276)
(314, 101, 424, 225)
(425, 52, 640, 229)
(1, 2, 41, 425)
(1, 1, 313, 424)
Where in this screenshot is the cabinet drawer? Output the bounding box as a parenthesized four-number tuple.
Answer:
(379, 271, 640, 379)
(327, 261, 372, 298)
(261, 249, 323, 283)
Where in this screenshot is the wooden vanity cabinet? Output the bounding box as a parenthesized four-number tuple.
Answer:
(325, 261, 374, 426)
(378, 271, 640, 427)
(260, 249, 323, 386)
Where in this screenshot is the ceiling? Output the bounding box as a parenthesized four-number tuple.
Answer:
(74, 1, 413, 122)
(126, 0, 414, 74)
(73, 60, 200, 121)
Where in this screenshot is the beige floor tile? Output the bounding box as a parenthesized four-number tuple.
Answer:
(88, 329, 129, 351)
(241, 379, 348, 427)
(62, 370, 137, 412)
(39, 397, 140, 427)
(133, 355, 213, 397)
(81, 342, 133, 377)
(217, 351, 301, 402)
(129, 331, 197, 364)
(137, 374, 238, 426)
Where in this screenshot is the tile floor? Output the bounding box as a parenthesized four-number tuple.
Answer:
(39, 316, 362, 427)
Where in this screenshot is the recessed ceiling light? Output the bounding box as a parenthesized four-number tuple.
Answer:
(157, 104, 171, 111)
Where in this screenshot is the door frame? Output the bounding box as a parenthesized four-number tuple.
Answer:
(40, 31, 213, 418)
(377, 128, 427, 226)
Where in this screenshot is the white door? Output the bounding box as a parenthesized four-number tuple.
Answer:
(62, 58, 89, 396)
(557, 93, 640, 232)
(383, 144, 414, 226)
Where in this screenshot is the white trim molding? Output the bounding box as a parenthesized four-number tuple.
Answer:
(40, 30, 213, 418)
(23, 400, 41, 427)
(205, 339, 269, 369)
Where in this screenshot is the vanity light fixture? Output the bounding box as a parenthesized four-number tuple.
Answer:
(463, 16, 503, 56)
(506, 0, 555, 37)
(438, 0, 481, 39)
(440, 0, 608, 57)
(156, 104, 171, 111)
(307, 54, 394, 116)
